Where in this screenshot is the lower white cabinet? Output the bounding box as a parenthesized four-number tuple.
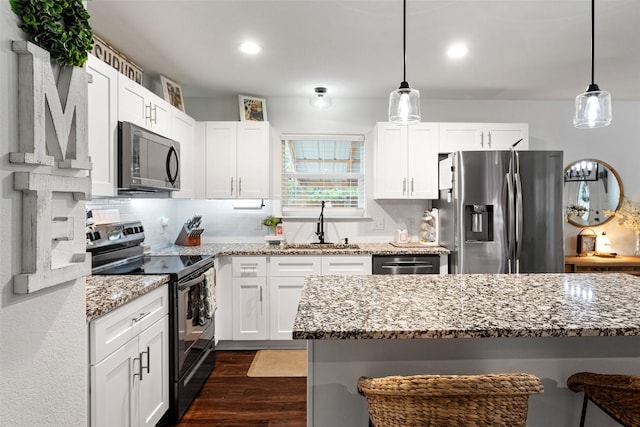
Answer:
(232, 257, 267, 340)
(228, 255, 371, 341)
(269, 256, 322, 340)
(89, 285, 169, 427)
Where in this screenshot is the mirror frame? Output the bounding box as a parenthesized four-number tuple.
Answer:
(564, 158, 624, 228)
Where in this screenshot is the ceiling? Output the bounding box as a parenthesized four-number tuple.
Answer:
(87, 0, 640, 101)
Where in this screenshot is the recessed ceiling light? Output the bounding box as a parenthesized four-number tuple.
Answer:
(447, 43, 468, 59)
(239, 41, 261, 55)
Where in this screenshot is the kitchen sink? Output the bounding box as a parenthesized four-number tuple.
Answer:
(282, 243, 360, 250)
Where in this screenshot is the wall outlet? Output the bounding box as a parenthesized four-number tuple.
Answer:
(407, 218, 415, 232)
(255, 220, 264, 231)
(372, 217, 385, 230)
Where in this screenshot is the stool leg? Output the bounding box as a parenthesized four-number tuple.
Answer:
(579, 395, 588, 427)
(368, 418, 374, 427)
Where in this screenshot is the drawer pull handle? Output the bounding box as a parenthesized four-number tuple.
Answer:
(132, 312, 150, 324)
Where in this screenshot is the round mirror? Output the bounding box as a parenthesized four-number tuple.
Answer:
(564, 159, 623, 227)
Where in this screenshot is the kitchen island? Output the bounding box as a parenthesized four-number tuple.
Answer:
(293, 273, 640, 427)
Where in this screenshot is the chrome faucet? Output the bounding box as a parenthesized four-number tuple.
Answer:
(315, 201, 327, 244)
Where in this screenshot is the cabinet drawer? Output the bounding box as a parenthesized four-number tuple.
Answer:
(322, 256, 372, 275)
(89, 285, 168, 364)
(270, 256, 321, 277)
(232, 256, 267, 277)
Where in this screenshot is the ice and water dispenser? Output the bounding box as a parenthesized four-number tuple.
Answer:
(465, 205, 493, 241)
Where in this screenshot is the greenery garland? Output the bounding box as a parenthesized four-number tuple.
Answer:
(10, 0, 94, 67)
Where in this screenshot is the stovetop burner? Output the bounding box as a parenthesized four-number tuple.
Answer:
(93, 254, 213, 277)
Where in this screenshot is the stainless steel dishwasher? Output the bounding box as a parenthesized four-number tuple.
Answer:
(372, 255, 440, 274)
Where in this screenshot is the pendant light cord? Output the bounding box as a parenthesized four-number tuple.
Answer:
(403, 0, 407, 82)
(590, 0, 595, 85)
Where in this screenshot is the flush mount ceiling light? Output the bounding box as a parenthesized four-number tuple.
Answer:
(574, 0, 611, 129)
(310, 87, 332, 109)
(388, 0, 420, 125)
(447, 43, 468, 59)
(239, 41, 261, 55)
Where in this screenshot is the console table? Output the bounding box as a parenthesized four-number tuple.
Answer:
(565, 255, 640, 275)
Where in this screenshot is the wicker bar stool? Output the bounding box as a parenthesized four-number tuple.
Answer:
(357, 373, 543, 427)
(567, 372, 640, 427)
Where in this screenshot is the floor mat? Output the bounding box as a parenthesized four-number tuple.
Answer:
(247, 349, 307, 377)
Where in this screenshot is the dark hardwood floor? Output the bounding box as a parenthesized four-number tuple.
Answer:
(177, 350, 307, 427)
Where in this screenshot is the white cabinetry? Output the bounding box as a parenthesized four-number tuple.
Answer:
(232, 257, 267, 340)
(374, 122, 439, 199)
(227, 255, 372, 342)
(89, 285, 169, 427)
(322, 256, 372, 275)
(203, 121, 270, 199)
(439, 123, 529, 152)
(87, 54, 118, 197)
(171, 110, 202, 199)
(118, 73, 172, 138)
(269, 256, 322, 340)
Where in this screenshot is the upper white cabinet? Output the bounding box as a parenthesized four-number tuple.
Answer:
(439, 123, 529, 152)
(118, 73, 172, 138)
(87, 54, 118, 197)
(374, 122, 439, 199)
(203, 121, 270, 199)
(171, 109, 203, 199)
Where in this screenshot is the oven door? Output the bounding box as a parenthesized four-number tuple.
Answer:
(177, 272, 215, 379)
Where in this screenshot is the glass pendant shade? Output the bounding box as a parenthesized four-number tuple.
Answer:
(389, 82, 421, 125)
(574, 84, 612, 128)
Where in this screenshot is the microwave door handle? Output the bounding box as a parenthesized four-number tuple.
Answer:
(166, 145, 179, 185)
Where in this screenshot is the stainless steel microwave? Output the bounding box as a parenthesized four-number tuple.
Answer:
(118, 121, 180, 192)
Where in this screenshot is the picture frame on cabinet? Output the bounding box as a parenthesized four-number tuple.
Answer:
(239, 95, 267, 122)
(160, 75, 185, 112)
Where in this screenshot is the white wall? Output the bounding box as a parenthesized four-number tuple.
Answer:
(0, 3, 87, 426)
(184, 94, 640, 254)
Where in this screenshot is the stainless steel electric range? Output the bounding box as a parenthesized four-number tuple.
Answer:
(89, 220, 216, 424)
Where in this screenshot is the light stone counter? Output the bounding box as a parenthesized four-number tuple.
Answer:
(153, 242, 449, 257)
(294, 273, 640, 427)
(293, 273, 640, 339)
(86, 275, 169, 321)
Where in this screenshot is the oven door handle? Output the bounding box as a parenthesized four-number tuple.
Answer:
(178, 273, 206, 291)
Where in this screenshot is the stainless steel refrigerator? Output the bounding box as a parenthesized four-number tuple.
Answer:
(436, 150, 564, 274)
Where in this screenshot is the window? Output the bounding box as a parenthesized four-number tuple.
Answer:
(281, 134, 365, 217)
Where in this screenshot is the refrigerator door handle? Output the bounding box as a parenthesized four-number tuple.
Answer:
(514, 172, 523, 274)
(505, 172, 515, 273)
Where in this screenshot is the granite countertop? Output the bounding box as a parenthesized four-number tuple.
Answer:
(292, 273, 640, 340)
(153, 242, 449, 257)
(86, 275, 170, 321)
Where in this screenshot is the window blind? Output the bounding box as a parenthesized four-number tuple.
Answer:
(280, 134, 365, 216)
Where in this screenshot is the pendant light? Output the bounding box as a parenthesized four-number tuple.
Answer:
(388, 0, 420, 125)
(574, 0, 611, 128)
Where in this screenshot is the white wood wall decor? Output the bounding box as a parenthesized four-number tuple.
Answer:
(10, 41, 92, 171)
(13, 172, 91, 294)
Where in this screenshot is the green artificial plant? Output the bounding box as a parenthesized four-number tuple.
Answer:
(10, 0, 94, 67)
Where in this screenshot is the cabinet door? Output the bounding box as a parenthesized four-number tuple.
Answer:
(439, 123, 481, 152)
(268, 276, 304, 340)
(118, 73, 147, 129)
(87, 55, 118, 197)
(407, 123, 439, 199)
(236, 122, 270, 199)
(322, 256, 372, 275)
(374, 123, 407, 198)
(482, 123, 529, 150)
(232, 277, 267, 340)
(138, 316, 169, 427)
(145, 91, 172, 138)
(205, 121, 238, 198)
(171, 111, 199, 199)
(91, 338, 139, 427)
